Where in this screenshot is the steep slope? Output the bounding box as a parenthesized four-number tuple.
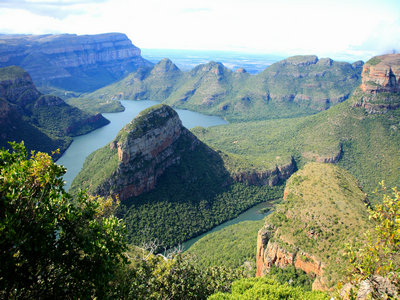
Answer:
(0, 33, 153, 92)
(71, 104, 284, 248)
(0, 66, 109, 153)
(68, 58, 183, 113)
(256, 163, 371, 290)
(163, 61, 250, 115)
(75, 55, 362, 122)
(193, 54, 400, 202)
(70, 104, 206, 200)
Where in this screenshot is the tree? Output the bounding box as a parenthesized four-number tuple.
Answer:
(343, 181, 400, 298)
(0, 142, 128, 299)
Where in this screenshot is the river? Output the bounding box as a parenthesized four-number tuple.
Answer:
(181, 201, 270, 251)
(57, 100, 270, 251)
(57, 100, 227, 190)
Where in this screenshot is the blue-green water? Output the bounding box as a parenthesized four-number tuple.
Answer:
(57, 100, 227, 190)
(57, 100, 270, 251)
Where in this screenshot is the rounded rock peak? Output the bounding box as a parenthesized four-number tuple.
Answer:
(282, 55, 319, 66)
(235, 67, 247, 74)
(153, 58, 180, 73)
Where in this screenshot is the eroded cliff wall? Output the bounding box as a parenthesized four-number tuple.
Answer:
(0, 33, 153, 92)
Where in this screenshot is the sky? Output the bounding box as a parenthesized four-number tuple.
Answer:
(0, 0, 399, 61)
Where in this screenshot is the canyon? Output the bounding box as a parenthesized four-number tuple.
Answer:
(0, 66, 109, 153)
(0, 33, 153, 92)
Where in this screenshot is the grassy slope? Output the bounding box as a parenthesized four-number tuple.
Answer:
(266, 163, 371, 287)
(193, 93, 400, 203)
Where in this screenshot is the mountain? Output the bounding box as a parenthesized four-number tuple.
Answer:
(256, 163, 371, 290)
(193, 54, 400, 202)
(165, 56, 363, 121)
(355, 54, 400, 112)
(70, 104, 284, 248)
(75, 55, 362, 122)
(0, 33, 153, 92)
(0, 66, 109, 154)
(67, 58, 183, 113)
(70, 104, 207, 200)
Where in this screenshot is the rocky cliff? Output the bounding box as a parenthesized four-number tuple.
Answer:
(71, 104, 213, 200)
(256, 225, 326, 290)
(256, 163, 371, 290)
(104, 104, 201, 200)
(360, 54, 400, 94)
(0, 66, 109, 153)
(232, 158, 296, 186)
(0, 33, 153, 92)
(354, 54, 400, 113)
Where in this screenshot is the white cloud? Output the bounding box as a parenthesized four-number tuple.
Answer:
(0, 0, 399, 60)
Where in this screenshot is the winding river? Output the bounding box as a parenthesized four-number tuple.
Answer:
(57, 100, 268, 250)
(57, 100, 227, 190)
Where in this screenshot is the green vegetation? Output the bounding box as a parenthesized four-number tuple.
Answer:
(125, 251, 246, 299)
(0, 143, 128, 298)
(73, 56, 362, 122)
(343, 182, 400, 296)
(0, 142, 301, 299)
(122, 181, 283, 250)
(268, 265, 315, 291)
(66, 95, 125, 113)
(29, 95, 109, 137)
(209, 277, 329, 299)
(187, 219, 265, 272)
(366, 56, 382, 65)
(193, 93, 400, 203)
(0, 66, 109, 155)
(264, 163, 372, 287)
(0, 97, 70, 156)
(70, 103, 285, 249)
(69, 144, 119, 195)
(115, 104, 175, 141)
(70, 59, 182, 113)
(0, 65, 28, 81)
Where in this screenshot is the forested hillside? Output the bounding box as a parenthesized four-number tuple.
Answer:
(71, 55, 362, 122)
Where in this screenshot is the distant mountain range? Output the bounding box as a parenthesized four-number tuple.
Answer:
(0, 33, 153, 93)
(75, 55, 363, 122)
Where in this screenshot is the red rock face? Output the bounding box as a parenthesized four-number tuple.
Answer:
(96, 105, 200, 201)
(233, 159, 296, 186)
(360, 54, 400, 94)
(256, 227, 327, 290)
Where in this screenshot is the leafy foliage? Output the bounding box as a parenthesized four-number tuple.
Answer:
(208, 277, 329, 299)
(0, 142, 128, 299)
(124, 251, 246, 299)
(268, 265, 314, 291)
(122, 182, 283, 250)
(345, 182, 400, 284)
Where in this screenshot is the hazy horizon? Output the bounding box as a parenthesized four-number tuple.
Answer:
(0, 0, 399, 62)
